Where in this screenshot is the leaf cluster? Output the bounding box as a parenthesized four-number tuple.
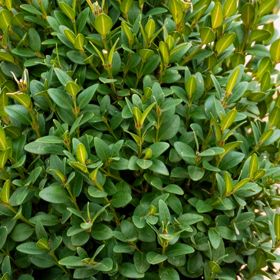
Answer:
(0, 0, 280, 279)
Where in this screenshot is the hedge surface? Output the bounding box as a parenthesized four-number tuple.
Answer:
(0, 0, 280, 279)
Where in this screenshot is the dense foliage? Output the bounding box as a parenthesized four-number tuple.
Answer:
(1, 0, 280, 279)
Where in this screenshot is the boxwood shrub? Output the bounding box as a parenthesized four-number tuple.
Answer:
(1, 0, 280, 279)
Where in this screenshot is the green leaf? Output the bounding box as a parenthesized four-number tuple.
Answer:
(158, 199, 170, 224)
(188, 166, 205, 181)
(111, 191, 132, 208)
(166, 243, 194, 257)
(174, 142, 196, 164)
(249, 29, 271, 43)
(149, 142, 169, 158)
(94, 137, 110, 162)
(39, 184, 69, 204)
(159, 267, 180, 280)
(54, 68, 72, 86)
(58, 256, 85, 267)
(77, 84, 98, 109)
(211, 2, 223, 29)
(9, 186, 29, 206)
(164, 184, 184, 195)
(91, 224, 113, 240)
(136, 159, 153, 169)
(150, 159, 169, 175)
(11, 224, 34, 242)
(0, 226, 8, 249)
(208, 228, 221, 249)
(16, 242, 45, 255)
(92, 258, 113, 272)
(241, 3, 255, 27)
(5, 105, 31, 125)
(133, 252, 150, 274)
(25, 141, 64, 155)
(177, 213, 203, 230)
(28, 28, 41, 52)
(199, 147, 224, 157)
(270, 39, 280, 63)
(94, 13, 113, 37)
(120, 263, 145, 279)
(146, 252, 167, 265)
(215, 33, 235, 55)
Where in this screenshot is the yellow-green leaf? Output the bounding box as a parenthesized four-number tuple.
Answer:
(0, 179, 10, 203)
(168, 0, 184, 25)
(223, 0, 237, 18)
(64, 29, 76, 44)
(121, 21, 134, 46)
(76, 143, 88, 164)
(159, 41, 169, 66)
(0, 49, 14, 63)
(224, 172, 233, 196)
(270, 39, 280, 63)
(215, 33, 235, 55)
(5, 0, 13, 10)
(140, 102, 155, 127)
(6, 92, 32, 109)
(145, 18, 156, 42)
(226, 65, 242, 95)
(0, 126, 7, 150)
(108, 38, 119, 66)
(58, 1, 75, 21)
(249, 153, 258, 179)
(65, 81, 80, 97)
(120, 0, 134, 17)
(261, 71, 271, 92)
(0, 9, 12, 31)
(233, 178, 250, 192)
(220, 108, 237, 131)
(94, 13, 113, 37)
(0, 150, 9, 169)
(186, 75, 197, 100)
(211, 2, 223, 29)
(200, 27, 215, 44)
(274, 213, 280, 241)
(258, 0, 276, 17)
(269, 107, 280, 128)
(256, 57, 272, 80)
(74, 33, 85, 50)
(258, 129, 273, 145)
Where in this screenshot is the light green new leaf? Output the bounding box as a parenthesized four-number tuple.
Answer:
(0, 9, 12, 31)
(215, 33, 235, 55)
(211, 2, 223, 29)
(226, 65, 243, 95)
(94, 13, 113, 37)
(270, 39, 280, 63)
(223, 0, 237, 18)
